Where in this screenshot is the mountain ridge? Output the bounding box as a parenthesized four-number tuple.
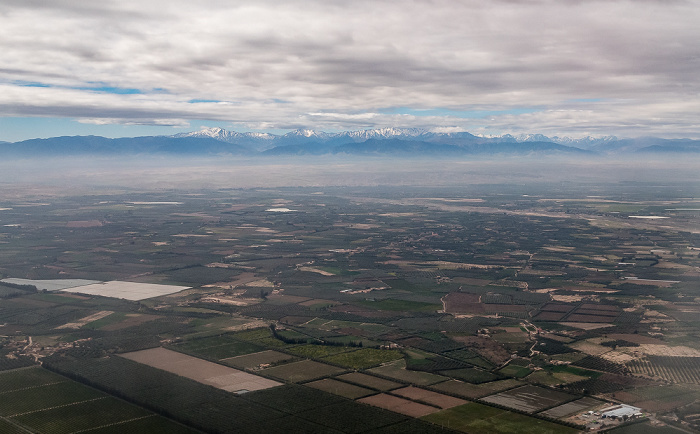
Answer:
(2, 127, 699, 157)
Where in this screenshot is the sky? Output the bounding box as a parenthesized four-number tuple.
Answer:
(1, 0, 699, 142)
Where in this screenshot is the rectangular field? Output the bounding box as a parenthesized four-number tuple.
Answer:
(480, 384, 577, 413)
(335, 372, 403, 391)
(540, 397, 605, 418)
(306, 378, 374, 399)
(221, 350, 297, 369)
(13, 398, 153, 434)
(368, 359, 448, 386)
(120, 347, 281, 393)
(63, 281, 191, 301)
(392, 386, 467, 409)
(0, 381, 104, 416)
(260, 359, 346, 382)
(430, 379, 522, 399)
(181, 340, 266, 360)
(0, 366, 199, 434)
(0, 366, 67, 391)
(422, 402, 579, 434)
(358, 393, 440, 417)
(285, 343, 356, 358)
(321, 348, 403, 369)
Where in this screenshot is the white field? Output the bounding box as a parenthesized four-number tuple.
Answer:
(1, 278, 101, 291)
(129, 201, 183, 205)
(265, 207, 297, 212)
(629, 216, 670, 219)
(62, 281, 190, 301)
(120, 347, 281, 393)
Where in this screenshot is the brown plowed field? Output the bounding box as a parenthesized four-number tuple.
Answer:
(358, 393, 440, 417)
(392, 386, 467, 409)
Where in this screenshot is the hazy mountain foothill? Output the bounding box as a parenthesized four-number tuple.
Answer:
(2, 127, 698, 157)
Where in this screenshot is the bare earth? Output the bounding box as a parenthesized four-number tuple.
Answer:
(358, 393, 440, 417)
(392, 386, 467, 409)
(120, 347, 281, 393)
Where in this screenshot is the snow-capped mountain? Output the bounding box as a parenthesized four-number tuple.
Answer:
(549, 135, 619, 150)
(283, 129, 331, 139)
(3, 127, 698, 157)
(337, 127, 431, 141)
(175, 127, 276, 150)
(170, 127, 700, 155)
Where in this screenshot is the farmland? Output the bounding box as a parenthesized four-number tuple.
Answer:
(422, 402, 580, 434)
(481, 384, 577, 413)
(0, 366, 198, 434)
(119, 347, 282, 392)
(1, 179, 700, 432)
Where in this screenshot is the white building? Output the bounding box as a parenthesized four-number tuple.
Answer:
(600, 404, 642, 419)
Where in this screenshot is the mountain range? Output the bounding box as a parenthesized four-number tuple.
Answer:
(2, 127, 699, 157)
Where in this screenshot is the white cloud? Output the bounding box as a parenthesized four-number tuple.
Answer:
(0, 0, 699, 137)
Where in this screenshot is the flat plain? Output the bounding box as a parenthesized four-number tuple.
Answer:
(1, 177, 700, 432)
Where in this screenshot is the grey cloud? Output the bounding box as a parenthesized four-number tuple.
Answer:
(1, 0, 699, 137)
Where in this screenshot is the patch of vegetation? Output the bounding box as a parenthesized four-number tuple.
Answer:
(322, 348, 403, 370)
(422, 402, 579, 434)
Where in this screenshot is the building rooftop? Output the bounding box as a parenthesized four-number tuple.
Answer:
(600, 404, 642, 418)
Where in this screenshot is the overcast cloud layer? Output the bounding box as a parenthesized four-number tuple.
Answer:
(1, 0, 699, 138)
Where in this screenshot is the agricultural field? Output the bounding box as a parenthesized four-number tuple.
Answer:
(0, 366, 198, 434)
(120, 347, 281, 392)
(391, 386, 468, 409)
(321, 347, 403, 369)
(540, 397, 607, 418)
(260, 359, 346, 382)
(306, 378, 374, 399)
(2, 181, 700, 432)
(2, 279, 191, 301)
(481, 384, 577, 413)
(221, 350, 298, 369)
(358, 393, 441, 417)
(422, 402, 580, 434)
(627, 356, 700, 384)
(430, 378, 522, 399)
(335, 372, 403, 391)
(368, 359, 449, 386)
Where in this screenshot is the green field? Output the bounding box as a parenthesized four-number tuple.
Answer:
(261, 359, 346, 382)
(221, 350, 298, 369)
(497, 364, 532, 378)
(321, 348, 403, 370)
(175, 339, 265, 360)
(230, 328, 295, 348)
(440, 368, 500, 384)
(14, 398, 153, 434)
(0, 367, 198, 434)
(84, 312, 129, 329)
(0, 418, 31, 434)
(0, 381, 104, 416)
(422, 402, 578, 434)
(368, 360, 448, 386)
(0, 367, 66, 392)
(286, 343, 357, 359)
(430, 379, 522, 399)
